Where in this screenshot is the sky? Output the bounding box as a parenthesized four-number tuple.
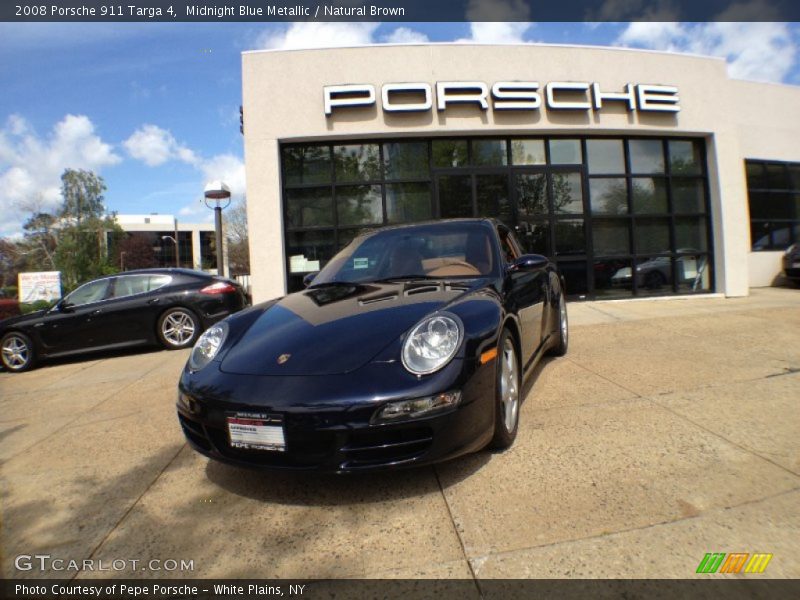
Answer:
(0, 19, 799, 238)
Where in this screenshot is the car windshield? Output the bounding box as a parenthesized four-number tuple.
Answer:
(311, 222, 498, 286)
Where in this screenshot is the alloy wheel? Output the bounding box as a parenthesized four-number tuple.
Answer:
(500, 337, 519, 433)
(2, 335, 29, 370)
(162, 311, 196, 346)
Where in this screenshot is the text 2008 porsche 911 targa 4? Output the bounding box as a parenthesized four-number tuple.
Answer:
(177, 219, 568, 472)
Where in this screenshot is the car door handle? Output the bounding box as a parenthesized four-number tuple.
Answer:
(90, 309, 102, 316)
(148, 298, 161, 305)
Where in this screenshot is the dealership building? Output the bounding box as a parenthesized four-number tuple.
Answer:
(241, 44, 800, 303)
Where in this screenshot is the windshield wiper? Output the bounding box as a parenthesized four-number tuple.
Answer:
(306, 280, 358, 289)
(368, 275, 442, 283)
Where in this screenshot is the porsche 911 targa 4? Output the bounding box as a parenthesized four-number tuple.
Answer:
(177, 219, 568, 472)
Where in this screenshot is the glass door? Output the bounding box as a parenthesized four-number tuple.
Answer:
(435, 172, 511, 226)
(513, 167, 590, 299)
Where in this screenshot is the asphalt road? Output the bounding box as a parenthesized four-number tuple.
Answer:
(1, 288, 799, 580)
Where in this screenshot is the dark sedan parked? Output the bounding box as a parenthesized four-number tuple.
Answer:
(0, 268, 248, 372)
(177, 219, 568, 472)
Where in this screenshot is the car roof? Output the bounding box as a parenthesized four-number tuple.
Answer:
(118, 268, 209, 277)
(76, 268, 211, 285)
(352, 218, 498, 239)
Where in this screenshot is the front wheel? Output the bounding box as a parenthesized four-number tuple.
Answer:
(550, 285, 569, 357)
(157, 308, 200, 350)
(490, 329, 521, 450)
(1, 331, 36, 372)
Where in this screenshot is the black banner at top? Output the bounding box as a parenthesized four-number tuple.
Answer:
(3, 0, 800, 23)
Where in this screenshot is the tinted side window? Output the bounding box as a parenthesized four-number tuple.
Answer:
(112, 275, 151, 298)
(67, 280, 110, 306)
(498, 228, 520, 263)
(149, 274, 172, 290)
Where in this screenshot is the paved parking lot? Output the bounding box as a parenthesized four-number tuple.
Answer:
(1, 288, 799, 580)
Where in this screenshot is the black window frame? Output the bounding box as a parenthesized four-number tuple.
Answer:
(746, 159, 800, 251)
(280, 135, 714, 299)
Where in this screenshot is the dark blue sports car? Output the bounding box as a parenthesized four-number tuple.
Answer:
(177, 219, 568, 472)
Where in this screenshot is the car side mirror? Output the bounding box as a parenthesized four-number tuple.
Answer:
(509, 254, 549, 273)
(302, 272, 319, 288)
(58, 299, 75, 312)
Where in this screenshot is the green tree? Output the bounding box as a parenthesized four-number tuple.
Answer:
(0, 238, 24, 291)
(20, 212, 58, 272)
(60, 169, 107, 224)
(52, 169, 120, 291)
(225, 198, 250, 276)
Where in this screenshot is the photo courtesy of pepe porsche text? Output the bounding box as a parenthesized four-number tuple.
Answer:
(12, 582, 306, 598)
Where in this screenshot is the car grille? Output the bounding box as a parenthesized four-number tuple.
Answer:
(178, 412, 433, 471)
(340, 427, 433, 470)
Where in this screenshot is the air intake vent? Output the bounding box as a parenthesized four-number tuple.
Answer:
(358, 293, 398, 306)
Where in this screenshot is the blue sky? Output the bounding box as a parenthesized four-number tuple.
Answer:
(1, 20, 798, 237)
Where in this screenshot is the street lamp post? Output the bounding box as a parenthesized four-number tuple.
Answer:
(203, 181, 231, 277)
(161, 235, 179, 267)
(120, 251, 127, 271)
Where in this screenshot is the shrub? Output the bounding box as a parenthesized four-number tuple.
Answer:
(19, 300, 55, 314)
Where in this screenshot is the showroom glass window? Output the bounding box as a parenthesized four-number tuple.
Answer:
(746, 160, 800, 250)
(281, 137, 712, 297)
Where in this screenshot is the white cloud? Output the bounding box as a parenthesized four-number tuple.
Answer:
(199, 153, 246, 197)
(178, 201, 213, 222)
(256, 22, 379, 50)
(615, 20, 797, 83)
(383, 27, 430, 45)
(123, 124, 198, 167)
(124, 123, 245, 205)
(457, 22, 533, 44)
(0, 114, 120, 237)
(616, 22, 686, 52)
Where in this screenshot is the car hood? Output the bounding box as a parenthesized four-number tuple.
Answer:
(219, 280, 478, 376)
(0, 309, 47, 328)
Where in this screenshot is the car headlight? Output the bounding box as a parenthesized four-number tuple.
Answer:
(188, 321, 228, 371)
(786, 243, 797, 257)
(402, 314, 462, 375)
(372, 391, 462, 423)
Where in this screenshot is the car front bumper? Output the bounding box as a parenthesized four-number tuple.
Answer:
(176, 357, 496, 472)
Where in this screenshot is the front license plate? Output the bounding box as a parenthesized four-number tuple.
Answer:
(227, 412, 285, 452)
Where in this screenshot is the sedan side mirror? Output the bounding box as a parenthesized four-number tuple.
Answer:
(58, 299, 75, 313)
(303, 272, 319, 288)
(509, 254, 549, 273)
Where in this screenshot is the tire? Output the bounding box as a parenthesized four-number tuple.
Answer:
(1, 331, 36, 372)
(157, 308, 200, 350)
(489, 329, 521, 450)
(550, 284, 569, 357)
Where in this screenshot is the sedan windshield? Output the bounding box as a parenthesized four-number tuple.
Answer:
(311, 222, 498, 286)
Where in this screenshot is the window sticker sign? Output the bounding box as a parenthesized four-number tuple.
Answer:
(18, 271, 62, 303)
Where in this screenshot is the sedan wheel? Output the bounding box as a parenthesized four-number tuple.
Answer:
(1, 332, 35, 372)
(490, 330, 520, 449)
(157, 308, 199, 349)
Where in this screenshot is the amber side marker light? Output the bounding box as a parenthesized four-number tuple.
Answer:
(480, 347, 498, 364)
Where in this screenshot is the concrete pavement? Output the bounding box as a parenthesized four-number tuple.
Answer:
(1, 288, 798, 580)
